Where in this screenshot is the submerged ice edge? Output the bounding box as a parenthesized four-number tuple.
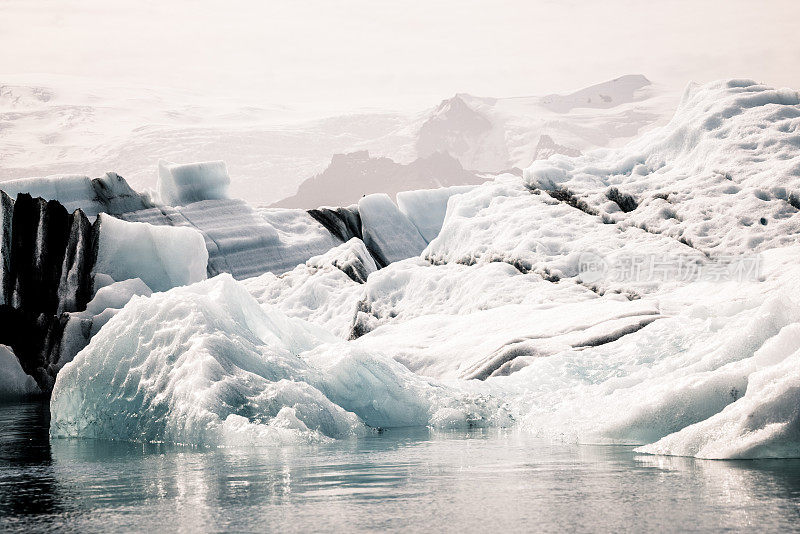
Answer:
(48, 275, 514, 448)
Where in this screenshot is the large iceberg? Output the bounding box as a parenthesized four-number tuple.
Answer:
(50, 275, 510, 445)
(16, 78, 800, 460)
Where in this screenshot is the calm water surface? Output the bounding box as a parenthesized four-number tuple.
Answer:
(2, 402, 800, 533)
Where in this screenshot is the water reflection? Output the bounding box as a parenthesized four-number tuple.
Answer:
(0, 401, 66, 519)
(635, 454, 800, 528)
(3, 403, 800, 532)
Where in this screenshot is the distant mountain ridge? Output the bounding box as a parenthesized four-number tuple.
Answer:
(0, 74, 677, 206)
(272, 150, 483, 209)
(539, 74, 652, 113)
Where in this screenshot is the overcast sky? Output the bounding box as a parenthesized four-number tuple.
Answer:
(2, 0, 800, 110)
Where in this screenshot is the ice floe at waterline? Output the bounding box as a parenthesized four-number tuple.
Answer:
(50, 275, 511, 446)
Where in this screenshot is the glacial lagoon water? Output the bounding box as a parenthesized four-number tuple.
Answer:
(2, 402, 800, 533)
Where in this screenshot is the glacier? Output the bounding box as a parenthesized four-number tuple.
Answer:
(3, 78, 800, 460)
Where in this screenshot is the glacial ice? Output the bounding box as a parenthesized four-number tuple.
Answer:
(242, 239, 376, 339)
(85, 278, 153, 315)
(38, 79, 800, 459)
(396, 185, 477, 242)
(637, 325, 800, 459)
(157, 160, 231, 206)
(522, 79, 800, 256)
(0, 172, 150, 219)
(354, 287, 659, 380)
(351, 258, 598, 338)
(122, 199, 341, 278)
(93, 213, 208, 292)
(50, 275, 510, 445)
(306, 237, 378, 284)
(0, 345, 41, 399)
(358, 193, 427, 266)
(425, 174, 707, 295)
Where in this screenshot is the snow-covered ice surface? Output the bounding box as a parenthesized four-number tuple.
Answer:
(44, 79, 800, 459)
(426, 175, 707, 295)
(396, 185, 477, 243)
(241, 239, 376, 338)
(481, 249, 800, 460)
(523, 79, 800, 256)
(50, 275, 510, 445)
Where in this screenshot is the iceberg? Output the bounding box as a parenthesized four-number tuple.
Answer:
(50, 275, 510, 445)
(396, 185, 477, 243)
(521, 79, 800, 257)
(358, 193, 427, 266)
(0, 172, 150, 219)
(2, 77, 797, 460)
(157, 160, 231, 206)
(93, 213, 208, 293)
(0, 345, 41, 399)
(50, 275, 360, 445)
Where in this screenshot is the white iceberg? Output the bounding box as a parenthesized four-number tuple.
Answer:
(157, 160, 231, 206)
(37, 79, 800, 460)
(50, 275, 510, 445)
(93, 213, 208, 292)
(0, 172, 149, 219)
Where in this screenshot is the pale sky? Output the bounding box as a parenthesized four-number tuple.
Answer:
(2, 0, 800, 110)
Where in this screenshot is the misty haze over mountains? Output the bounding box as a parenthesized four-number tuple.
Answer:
(0, 74, 676, 206)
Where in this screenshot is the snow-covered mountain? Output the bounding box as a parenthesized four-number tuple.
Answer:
(409, 74, 675, 173)
(4, 78, 799, 461)
(0, 74, 676, 206)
